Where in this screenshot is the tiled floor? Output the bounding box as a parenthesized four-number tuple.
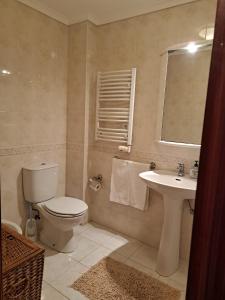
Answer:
(41, 222, 188, 300)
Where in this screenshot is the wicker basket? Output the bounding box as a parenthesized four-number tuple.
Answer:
(2, 224, 45, 300)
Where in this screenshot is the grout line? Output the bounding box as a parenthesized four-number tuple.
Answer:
(77, 224, 92, 234)
(125, 243, 144, 259)
(79, 225, 155, 261)
(126, 256, 156, 272)
(79, 233, 117, 250)
(43, 280, 70, 300)
(127, 243, 145, 258)
(79, 261, 91, 269)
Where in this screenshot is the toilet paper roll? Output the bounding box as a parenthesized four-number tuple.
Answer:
(88, 179, 102, 192)
(118, 145, 131, 153)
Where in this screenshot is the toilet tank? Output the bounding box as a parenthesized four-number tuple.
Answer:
(23, 163, 59, 203)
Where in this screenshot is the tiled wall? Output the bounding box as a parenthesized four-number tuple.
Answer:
(66, 22, 87, 199)
(0, 0, 68, 228)
(66, 21, 97, 204)
(0, 0, 217, 261)
(85, 0, 217, 260)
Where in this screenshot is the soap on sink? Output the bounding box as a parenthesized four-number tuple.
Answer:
(190, 160, 199, 179)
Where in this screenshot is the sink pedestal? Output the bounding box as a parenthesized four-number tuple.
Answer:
(139, 170, 196, 277)
(156, 194, 184, 276)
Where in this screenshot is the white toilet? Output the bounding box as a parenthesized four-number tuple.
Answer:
(22, 162, 88, 253)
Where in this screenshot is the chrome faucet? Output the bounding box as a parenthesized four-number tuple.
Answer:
(177, 163, 185, 177)
(150, 161, 156, 170)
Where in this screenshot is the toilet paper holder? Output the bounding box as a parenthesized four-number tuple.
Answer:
(90, 174, 103, 183)
(88, 174, 103, 192)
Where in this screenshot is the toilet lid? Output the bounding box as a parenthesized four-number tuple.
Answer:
(43, 197, 88, 216)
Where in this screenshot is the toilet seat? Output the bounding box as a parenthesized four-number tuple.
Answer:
(39, 197, 88, 218)
(44, 208, 85, 218)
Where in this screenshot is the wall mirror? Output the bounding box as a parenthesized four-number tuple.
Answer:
(157, 41, 212, 147)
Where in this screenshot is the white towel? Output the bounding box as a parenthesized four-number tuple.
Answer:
(110, 158, 149, 210)
(110, 158, 129, 206)
(128, 160, 150, 210)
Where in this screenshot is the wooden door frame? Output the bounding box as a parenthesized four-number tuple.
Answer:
(0, 183, 2, 300)
(186, 0, 225, 298)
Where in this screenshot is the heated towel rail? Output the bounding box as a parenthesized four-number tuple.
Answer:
(95, 68, 136, 145)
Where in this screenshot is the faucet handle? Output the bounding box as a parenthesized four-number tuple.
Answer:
(150, 162, 156, 170)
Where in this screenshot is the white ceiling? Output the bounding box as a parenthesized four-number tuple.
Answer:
(17, 0, 197, 25)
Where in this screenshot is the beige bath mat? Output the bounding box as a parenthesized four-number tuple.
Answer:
(72, 257, 181, 300)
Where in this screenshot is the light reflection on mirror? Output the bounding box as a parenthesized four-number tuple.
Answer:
(0, 69, 11, 76)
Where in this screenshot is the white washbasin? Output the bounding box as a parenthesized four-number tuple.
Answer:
(139, 170, 197, 199)
(139, 169, 197, 276)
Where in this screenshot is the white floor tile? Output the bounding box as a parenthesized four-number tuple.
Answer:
(114, 239, 143, 258)
(44, 252, 79, 283)
(80, 246, 112, 267)
(40, 222, 188, 299)
(125, 258, 159, 278)
(170, 260, 188, 287)
(68, 236, 99, 262)
(76, 223, 91, 234)
(108, 251, 127, 263)
(157, 273, 186, 292)
(64, 290, 88, 300)
(41, 281, 68, 300)
(129, 244, 158, 270)
(80, 227, 117, 249)
(81, 223, 131, 251)
(50, 262, 89, 300)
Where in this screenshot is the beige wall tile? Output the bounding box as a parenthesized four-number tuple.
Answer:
(0, 0, 216, 262)
(0, 0, 67, 227)
(85, 0, 217, 260)
(0, 148, 66, 230)
(66, 148, 84, 198)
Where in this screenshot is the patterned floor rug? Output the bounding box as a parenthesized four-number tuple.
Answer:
(72, 257, 181, 300)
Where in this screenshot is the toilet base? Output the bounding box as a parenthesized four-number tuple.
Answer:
(39, 220, 80, 253)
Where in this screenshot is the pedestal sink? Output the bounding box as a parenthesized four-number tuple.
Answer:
(139, 170, 197, 276)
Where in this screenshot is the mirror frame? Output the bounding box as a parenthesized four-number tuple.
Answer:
(156, 41, 212, 149)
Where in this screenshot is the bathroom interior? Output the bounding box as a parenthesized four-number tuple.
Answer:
(0, 0, 218, 299)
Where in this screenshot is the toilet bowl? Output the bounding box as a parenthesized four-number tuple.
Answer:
(22, 163, 88, 253)
(37, 197, 87, 252)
